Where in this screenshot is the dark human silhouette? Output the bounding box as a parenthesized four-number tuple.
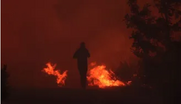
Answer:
(73, 42, 90, 89)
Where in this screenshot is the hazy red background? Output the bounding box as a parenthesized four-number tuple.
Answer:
(2, 0, 149, 88)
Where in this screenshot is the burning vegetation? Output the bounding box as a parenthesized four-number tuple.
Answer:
(42, 62, 131, 88)
(87, 62, 130, 88)
(42, 62, 68, 86)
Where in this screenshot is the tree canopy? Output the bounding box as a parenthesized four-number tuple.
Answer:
(125, 0, 181, 88)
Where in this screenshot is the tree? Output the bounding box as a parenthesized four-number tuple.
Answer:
(124, 0, 181, 88)
(1, 65, 9, 100)
(115, 61, 134, 82)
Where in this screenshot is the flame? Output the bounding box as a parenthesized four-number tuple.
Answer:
(127, 81, 132, 85)
(87, 62, 128, 88)
(42, 62, 68, 86)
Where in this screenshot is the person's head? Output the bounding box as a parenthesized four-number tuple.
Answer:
(80, 42, 85, 48)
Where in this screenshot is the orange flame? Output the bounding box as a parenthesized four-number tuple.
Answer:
(42, 62, 68, 86)
(87, 62, 127, 88)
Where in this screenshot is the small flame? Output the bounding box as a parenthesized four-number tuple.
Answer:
(87, 62, 127, 88)
(127, 81, 132, 85)
(42, 62, 68, 86)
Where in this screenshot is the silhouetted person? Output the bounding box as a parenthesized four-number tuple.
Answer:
(73, 42, 90, 89)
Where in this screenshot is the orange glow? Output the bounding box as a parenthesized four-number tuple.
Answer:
(87, 62, 130, 88)
(42, 62, 68, 86)
(127, 81, 132, 85)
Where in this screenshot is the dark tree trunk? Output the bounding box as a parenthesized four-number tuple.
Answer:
(1, 65, 9, 101)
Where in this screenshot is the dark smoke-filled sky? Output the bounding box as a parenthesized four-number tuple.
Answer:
(2, 0, 150, 88)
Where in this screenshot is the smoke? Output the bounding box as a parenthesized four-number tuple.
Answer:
(55, 0, 137, 68)
(2, 0, 139, 88)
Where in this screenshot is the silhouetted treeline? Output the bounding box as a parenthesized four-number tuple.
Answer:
(125, 0, 181, 88)
(1, 65, 9, 100)
(125, 0, 181, 103)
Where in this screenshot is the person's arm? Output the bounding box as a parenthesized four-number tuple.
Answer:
(73, 50, 79, 59)
(87, 50, 90, 58)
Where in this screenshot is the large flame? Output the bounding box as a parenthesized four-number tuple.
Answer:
(42, 62, 68, 86)
(87, 62, 128, 88)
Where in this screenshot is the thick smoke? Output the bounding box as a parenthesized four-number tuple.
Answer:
(2, 0, 139, 88)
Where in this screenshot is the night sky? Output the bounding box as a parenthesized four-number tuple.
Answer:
(2, 0, 149, 88)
